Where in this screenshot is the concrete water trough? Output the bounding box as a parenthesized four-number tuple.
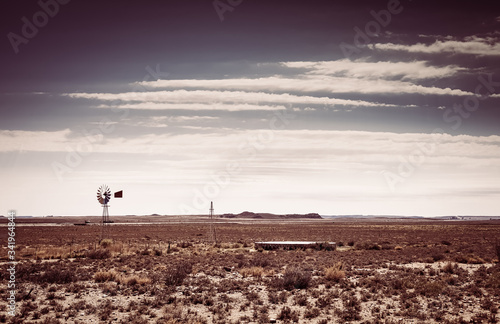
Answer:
(254, 241, 336, 250)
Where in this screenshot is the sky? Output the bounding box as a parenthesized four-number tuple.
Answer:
(1, 0, 500, 217)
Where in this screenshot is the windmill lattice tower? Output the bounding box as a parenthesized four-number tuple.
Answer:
(208, 201, 217, 244)
(97, 185, 112, 241)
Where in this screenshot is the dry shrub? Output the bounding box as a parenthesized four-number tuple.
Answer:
(164, 262, 192, 286)
(294, 293, 308, 306)
(277, 267, 311, 290)
(355, 241, 381, 250)
(486, 271, 500, 289)
(304, 307, 320, 319)
(250, 253, 271, 267)
(278, 306, 299, 322)
(177, 242, 192, 248)
(100, 239, 113, 248)
(239, 266, 264, 278)
(417, 280, 445, 297)
(337, 294, 361, 321)
(40, 318, 62, 324)
(122, 275, 151, 286)
(86, 249, 111, 259)
(94, 270, 119, 283)
(94, 270, 150, 286)
(432, 253, 445, 262)
(454, 253, 485, 264)
(324, 262, 345, 282)
(40, 269, 76, 284)
(466, 255, 485, 264)
(443, 262, 455, 274)
(315, 242, 336, 251)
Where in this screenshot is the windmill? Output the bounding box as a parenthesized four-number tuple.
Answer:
(208, 201, 217, 244)
(97, 185, 122, 240)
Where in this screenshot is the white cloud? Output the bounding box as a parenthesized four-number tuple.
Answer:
(282, 60, 464, 80)
(65, 89, 399, 108)
(128, 58, 472, 98)
(135, 77, 471, 97)
(96, 102, 287, 111)
(0, 129, 72, 152)
(373, 36, 500, 56)
(3, 128, 500, 166)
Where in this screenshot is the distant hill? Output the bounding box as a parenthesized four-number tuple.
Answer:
(220, 211, 322, 219)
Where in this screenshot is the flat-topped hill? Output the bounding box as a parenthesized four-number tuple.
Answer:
(219, 211, 322, 219)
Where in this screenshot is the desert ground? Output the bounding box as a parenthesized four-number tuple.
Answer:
(1, 217, 500, 323)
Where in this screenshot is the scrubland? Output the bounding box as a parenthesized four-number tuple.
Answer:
(1, 220, 499, 323)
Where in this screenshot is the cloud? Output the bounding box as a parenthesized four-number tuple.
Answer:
(373, 36, 500, 56)
(65, 90, 400, 108)
(128, 58, 473, 98)
(0, 129, 71, 152)
(282, 60, 464, 80)
(3, 128, 500, 166)
(96, 102, 287, 111)
(135, 77, 471, 97)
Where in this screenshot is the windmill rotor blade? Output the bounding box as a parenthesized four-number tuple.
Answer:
(97, 184, 112, 205)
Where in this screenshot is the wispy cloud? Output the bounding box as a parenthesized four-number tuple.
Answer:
(65, 89, 400, 109)
(130, 58, 472, 98)
(282, 60, 464, 80)
(135, 76, 471, 97)
(373, 36, 500, 56)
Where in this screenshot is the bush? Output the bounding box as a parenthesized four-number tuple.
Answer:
(239, 266, 264, 278)
(324, 262, 345, 282)
(100, 239, 113, 248)
(338, 294, 361, 321)
(432, 253, 445, 262)
(164, 262, 192, 286)
(40, 269, 76, 284)
(443, 262, 455, 274)
(316, 242, 336, 251)
(417, 280, 445, 297)
(86, 249, 111, 259)
(304, 307, 320, 319)
(355, 242, 381, 250)
(278, 306, 299, 322)
(177, 242, 192, 248)
(281, 267, 311, 290)
(250, 254, 271, 267)
(94, 270, 118, 283)
(123, 275, 151, 286)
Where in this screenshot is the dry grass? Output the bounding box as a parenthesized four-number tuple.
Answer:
(94, 270, 119, 283)
(239, 266, 264, 278)
(121, 274, 152, 286)
(324, 262, 345, 282)
(100, 238, 114, 248)
(94, 270, 150, 286)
